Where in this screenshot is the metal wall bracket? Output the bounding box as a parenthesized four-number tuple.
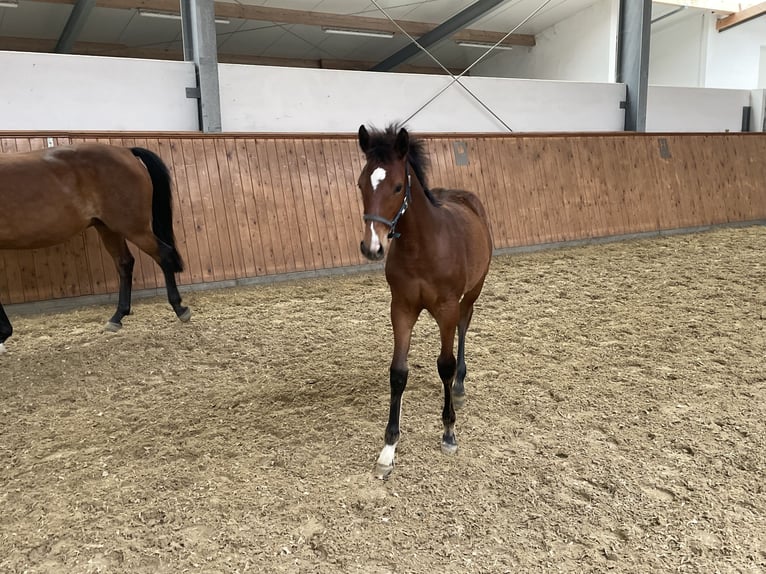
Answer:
(453, 141, 469, 166)
(186, 87, 201, 99)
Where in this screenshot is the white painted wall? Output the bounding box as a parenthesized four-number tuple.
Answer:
(649, 10, 708, 87)
(472, 0, 617, 82)
(705, 13, 766, 89)
(0, 51, 199, 131)
(218, 64, 626, 133)
(650, 9, 766, 90)
(647, 86, 750, 131)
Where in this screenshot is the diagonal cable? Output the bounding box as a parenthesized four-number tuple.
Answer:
(372, 0, 555, 129)
(369, 0, 513, 131)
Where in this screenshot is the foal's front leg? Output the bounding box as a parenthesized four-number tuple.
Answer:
(435, 302, 460, 454)
(376, 303, 418, 479)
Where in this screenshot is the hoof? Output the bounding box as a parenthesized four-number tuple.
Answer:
(374, 462, 394, 480)
(441, 434, 458, 456)
(105, 321, 122, 333)
(0, 343, 6, 355)
(178, 307, 192, 323)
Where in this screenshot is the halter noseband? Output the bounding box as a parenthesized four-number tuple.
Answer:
(363, 164, 412, 240)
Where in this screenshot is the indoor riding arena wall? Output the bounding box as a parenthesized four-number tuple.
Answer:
(1, 132, 765, 306)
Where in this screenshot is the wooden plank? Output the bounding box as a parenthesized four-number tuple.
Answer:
(220, 138, 257, 278)
(179, 138, 216, 283)
(716, 2, 766, 31)
(232, 139, 268, 276)
(255, 138, 292, 274)
(212, 138, 246, 279)
(244, 139, 279, 275)
(308, 139, 346, 268)
(294, 139, 332, 269)
(274, 139, 311, 272)
(287, 139, 325, 270)
(297, 139, 334, 270)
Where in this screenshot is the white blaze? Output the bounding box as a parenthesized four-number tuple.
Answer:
(369, 222, 381, 253)
(371, 167, 386, 191)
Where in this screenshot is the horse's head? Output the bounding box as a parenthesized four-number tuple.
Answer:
(357, 124, 411, 261)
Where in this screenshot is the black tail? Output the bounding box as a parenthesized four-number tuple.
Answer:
(130, 147, 184, 273)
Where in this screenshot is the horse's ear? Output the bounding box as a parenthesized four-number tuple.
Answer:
(358, 125, 370, 153)
(395, 127, 409, 159)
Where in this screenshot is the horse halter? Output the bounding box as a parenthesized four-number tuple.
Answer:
(363, 164, 412, 240)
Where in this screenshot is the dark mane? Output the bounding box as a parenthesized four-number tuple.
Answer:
(363, 123, 440, 206)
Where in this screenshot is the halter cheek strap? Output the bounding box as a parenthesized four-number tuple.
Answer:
(363, 164, 412, 240)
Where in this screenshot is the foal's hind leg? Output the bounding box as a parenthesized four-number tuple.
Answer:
(95, 225, 135, 332)
(453, 283, 484, 409)
(434, 302, 460, 455)
(0, 301, 12, 354)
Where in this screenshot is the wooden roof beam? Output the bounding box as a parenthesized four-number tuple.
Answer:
(716, 1, 766, 30)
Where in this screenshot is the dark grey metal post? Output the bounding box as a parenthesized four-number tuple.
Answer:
(616, 0, 652, 132)
(54, 0, 96, 53)
(180, 0, 222, 133)
(371, 0, 509, 72)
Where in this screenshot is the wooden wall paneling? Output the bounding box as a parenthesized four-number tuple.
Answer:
(608, 137, 641, 235)
(545, 138, 575, 243)
(427, 138, 449, 189)
(327, 138, 359, 267)
(308, 139, 347, 268)
(720, 136, 745, 222)
(243, 139, 278, 275)
(200, 138, 238, 281)
(165, 139, 205, 285)
(490, 138, 520, 247)
(212, 138, 247, 279)
(263, 138, 302, 272)
(275, 138, 312, 272)
(294, 139, 331, 270)
(296, 138, 329, 270)
(722, 136, 753, 222)
(256, 138, 294, 274)
(231, 138, 268, 276)
(744, 137, 766, 219)
(475, 137, 508, 248)
(504, 138, 535, 246)
(595, 137, 628, 237)
(639, 136, 665, 231)
(221, 138, 257, 278)
(529, 137, 555, 244)
(182, 138, 218, 282)
(567, 138, 599, 240)
(335, 138, 367, 267)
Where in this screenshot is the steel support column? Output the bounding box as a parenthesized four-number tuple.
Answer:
(55, 0, 96, 53)
(180, 0, 222, 133)
(616, 0, 652, 131)
(371, 0, 509, 72)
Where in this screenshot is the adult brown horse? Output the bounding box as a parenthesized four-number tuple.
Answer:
(357, 123, 493, 479)
(0, 144, 190, 354)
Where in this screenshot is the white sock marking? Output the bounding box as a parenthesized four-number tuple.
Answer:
(377, 443, 397, 468)
(371, 167, 386, 191)
(0, 343, 6, 354)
